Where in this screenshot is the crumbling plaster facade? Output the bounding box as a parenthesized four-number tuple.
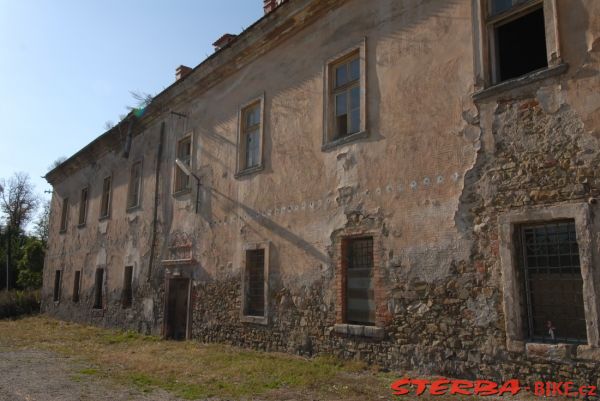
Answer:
(43, 0, 600, 383)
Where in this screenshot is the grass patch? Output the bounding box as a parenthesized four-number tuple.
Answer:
(0, 316, 392, 400)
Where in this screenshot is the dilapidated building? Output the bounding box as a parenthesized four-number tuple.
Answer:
(43, 0, 600, 384)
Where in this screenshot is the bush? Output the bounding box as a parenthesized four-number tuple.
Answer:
(0, 289, 40, 319)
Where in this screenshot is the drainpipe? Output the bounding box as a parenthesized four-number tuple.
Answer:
(147, 121, 165, 282)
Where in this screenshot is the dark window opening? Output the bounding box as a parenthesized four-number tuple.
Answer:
(72, 270, 80, 303)
(93, 268, 104, 309)
(59, 199, 69, 232)
(495, 6, 548, 82)
(344, 237, 375, 325)
(100, 176, 112, 218)
(122, 266, 133, 308)
(53, 270, 61, 302)
(78, 188, 88, 225)
(245, 249, 265, 317)
(518, 220, 587, 344)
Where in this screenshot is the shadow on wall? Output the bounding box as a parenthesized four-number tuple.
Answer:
(209, 187, 329, 264)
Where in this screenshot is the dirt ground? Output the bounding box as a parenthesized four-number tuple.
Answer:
(0, 347, 184, 401)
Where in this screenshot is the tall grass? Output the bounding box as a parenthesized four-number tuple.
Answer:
(0, 289, 40, 319)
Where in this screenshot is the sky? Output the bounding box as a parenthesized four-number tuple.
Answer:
(0, 0, 263, 210)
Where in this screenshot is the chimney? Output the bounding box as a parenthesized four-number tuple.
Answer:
(212, 33, 237, 51)
(176, 65, 193, 81)
(264, 0, 284, 14)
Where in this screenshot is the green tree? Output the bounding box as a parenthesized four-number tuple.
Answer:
(16, 237, 44, 289)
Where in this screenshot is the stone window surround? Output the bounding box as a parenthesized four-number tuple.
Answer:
(471, 0, 563, 95)
(173, 132, 194, 196)
(322, 38, 367, 151)
(333, 230, 385, 340)
(498, 203, 600, 361)
(235, 94, 265, 178)
(240, 241, 270, 325)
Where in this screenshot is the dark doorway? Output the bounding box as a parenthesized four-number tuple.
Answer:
(165, 278, 190, 340)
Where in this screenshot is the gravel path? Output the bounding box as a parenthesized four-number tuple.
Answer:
(0, 348, 184, 401)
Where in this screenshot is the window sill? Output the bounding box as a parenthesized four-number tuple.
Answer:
(472, 63, 568, 102)
(77, 223, 86, 229)
(322, 130, 368, 151)
(126, 205, 142, 213)
(172, 188, 191, 197)
(91, 308, 104, 318)
(241, 315, 268, 325)
(59, 229, 67, 234)
(98, 215, 111, 222)
(235, 164, 264, 179)
(333, 323, 384, 339)
(524, 342, 578, 362)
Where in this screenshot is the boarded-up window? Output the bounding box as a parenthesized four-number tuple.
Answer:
(100, 176, 112, 218)
(127, 161, 142, 209)
(72, 270, 81, 303)
(344, 237, 375, 325)
(93, 268, 104, 309)
(245, 249, 265, 316)
(332, 53, 360, 138)
(174, 137, 191, 193)
(122, 266, 133, 308)
(53, 270, 62, 302)
(518, 220, 587, 343)
(59, 198, 69, 232)
(78, 188, 88, 226)
(241, 103, 261, 170)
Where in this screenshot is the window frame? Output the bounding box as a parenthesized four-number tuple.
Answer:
(126, 160, 143, 210)
(122, 265, 134, 309)
(99, 175, 112, 220)
(59, 197, 69, 233)
(53, 269, 62, 303)
(473, 0, 563, 93)
(235, 95, 265, 178)
(498, 203, 600, 360)
(93, 268, 105, 310)
(78, 187, 88, 227)
(333, 231, 385, 339)
(323, 39, 367, 150)
(173, 134, 193, 195)
(72, 270, 81, 303)
(240, 241, 270, 325)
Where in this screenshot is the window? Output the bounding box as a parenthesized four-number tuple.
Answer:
(245, 249, 265, 316)
(174, 136, 191, 193)
(474, 0, 563, 92)
(59, 198, 69, 232)
(122, 266, 133, 308)
(498, 204, 600, 359)
(323, 42, 366, 148)
(241, 242, 270, 324)
(487, 0, 547, 83)
(343, 237, 375, 325)
(53, 270, 62, 302)
(333, 55, 360, 138)
(99, 176, 112, 218)
(93, 268, 104, 309)
(72, 270, 81, 303)
(78, 188, 88, 226)
(517, 221, 586, 344)
(127, 161, 142, 209)
(236, 98, 264, 175)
